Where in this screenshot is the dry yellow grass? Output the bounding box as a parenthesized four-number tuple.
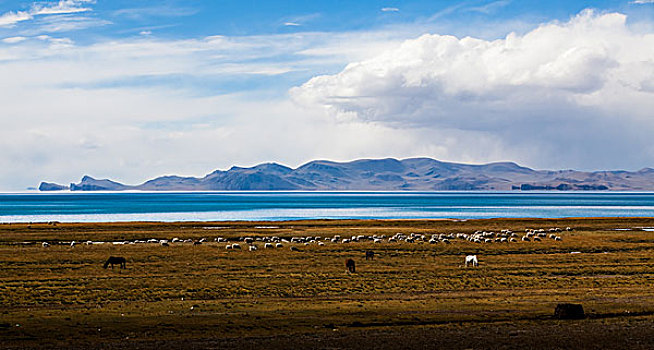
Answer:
(0, 218, 653, 349)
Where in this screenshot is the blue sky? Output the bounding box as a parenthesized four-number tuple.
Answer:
(2, 1, 649, 42)
(0, 0, 653, 190)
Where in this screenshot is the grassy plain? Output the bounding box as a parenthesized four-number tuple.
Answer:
(1, 217, 653, 349)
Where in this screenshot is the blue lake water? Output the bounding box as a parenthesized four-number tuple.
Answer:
(1, 192, 654, 222)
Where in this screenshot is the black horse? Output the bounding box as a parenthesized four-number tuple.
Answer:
(365, 250, 375, 260)
(345, 258, 356, 273)
(103, 256, 126, 269)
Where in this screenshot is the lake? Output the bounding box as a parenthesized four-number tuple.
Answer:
(1, 192, 654, 222)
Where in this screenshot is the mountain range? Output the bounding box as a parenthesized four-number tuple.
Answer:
(38, 158, 654, 191)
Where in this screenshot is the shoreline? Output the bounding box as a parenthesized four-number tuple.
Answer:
(3, 216, 654, 225)
(2, 215, 654, 224)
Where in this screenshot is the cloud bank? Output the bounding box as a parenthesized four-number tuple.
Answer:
(292, 10, 654, 170)
(0, 26, 409, 190)
(0, 8, 653, 190)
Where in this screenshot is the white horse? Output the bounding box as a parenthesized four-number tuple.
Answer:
(465, 255, 479, 267)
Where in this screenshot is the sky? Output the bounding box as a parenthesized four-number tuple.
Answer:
(0, 0, 653, 190)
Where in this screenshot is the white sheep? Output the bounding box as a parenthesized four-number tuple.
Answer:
(42, 242, 50, 248)
(264, 243, 273, 249)
(232, 243, 241, 250)
(249, 245, 257, 251)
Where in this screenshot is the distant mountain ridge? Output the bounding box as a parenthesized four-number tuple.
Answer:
(38, 158, 654, 191)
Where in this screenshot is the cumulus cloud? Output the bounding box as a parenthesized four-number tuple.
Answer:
(292, 10, 654, 170)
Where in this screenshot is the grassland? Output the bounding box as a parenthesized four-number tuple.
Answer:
(1, 217, 653, 349)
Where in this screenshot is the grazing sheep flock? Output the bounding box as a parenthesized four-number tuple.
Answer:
(30, 225, 575, 272)
(39, 227, 569, 253)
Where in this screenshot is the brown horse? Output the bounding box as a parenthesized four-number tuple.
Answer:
(365, 250, 375, 260)
(345, 258, 356, 273)
(103, 256, 126, 269)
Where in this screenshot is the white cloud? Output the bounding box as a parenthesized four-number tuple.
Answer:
(381, 7, 400, 12)
(30, 0, 94, 15)
(0, 11, 33, 27)
(0, 0, 95, 31)
(292, 10, 654, 170)
(112, 5, 197, 20)
(31, 14, 110, 33)
(2, 36, 28, 43)
(466, 1, 511, 14)
(280, 13, 321, 28)
(631, 0, 654, 4)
